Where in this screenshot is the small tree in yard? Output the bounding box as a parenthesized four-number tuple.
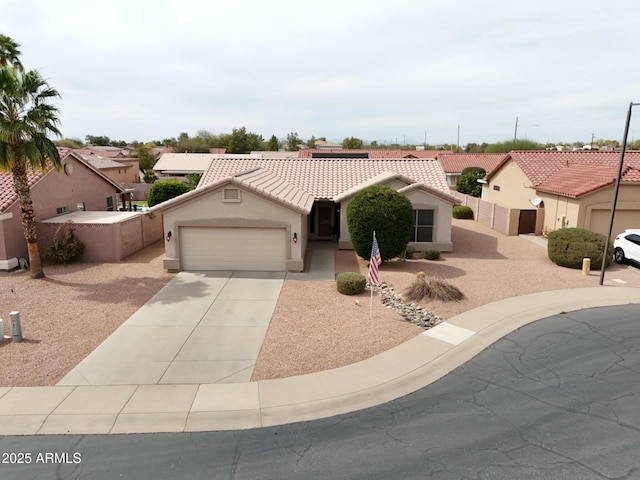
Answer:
(455, 167, 486, 197)
(147, 180, 190, 207)
(346, 185, 413, 261)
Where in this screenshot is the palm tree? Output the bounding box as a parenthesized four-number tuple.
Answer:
(0, 34, 23, 70)
(0, 66, 62, 278)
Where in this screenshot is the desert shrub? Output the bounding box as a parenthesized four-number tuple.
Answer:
(47, 221, 85, 264)
(547, 228, 613, 270)
(405, 244, 415, 258)
(452, 205, 474, 219)
(422, 248, 441, 260)
(147, 180, 190, 207)
(336, 272, 367, 295)
(404, 276, 465, 302)
(346, 185, 414, 261)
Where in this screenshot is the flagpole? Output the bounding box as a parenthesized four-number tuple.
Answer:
(367, 230, 382, 319)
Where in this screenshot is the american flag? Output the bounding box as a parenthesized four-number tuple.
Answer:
(368, 231, 382, 285)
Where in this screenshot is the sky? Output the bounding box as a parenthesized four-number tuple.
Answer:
(2, 0, 639, 146)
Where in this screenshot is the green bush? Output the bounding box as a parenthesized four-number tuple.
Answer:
(455, 168, 486, 197)
(147, 180, 191, 207)
(452, 205, 474, 219)
(47, 221, 85, 264)
(346, 185, 414, 261)
(422, 248, 441, 260)
(336, 272, 367, 295)
(405, 244, 415, 258)
(547, 228, 613, 270)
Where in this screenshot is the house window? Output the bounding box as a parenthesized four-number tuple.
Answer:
(223, 188, 241, 202)
(412, 209, 434, 242)
(56, 206, 69, 215)
(76, 202, 86, 211)
(106, 196, 114, 211)
(493, 185, 501, 191)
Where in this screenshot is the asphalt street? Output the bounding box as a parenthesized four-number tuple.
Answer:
(2, 304, 640, 480)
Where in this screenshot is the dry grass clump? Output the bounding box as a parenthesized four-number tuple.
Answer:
(404, 275, 465, 302)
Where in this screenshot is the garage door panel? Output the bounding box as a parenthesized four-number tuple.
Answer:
(181, 227, 286, 271)
(589, 210, 640, 238)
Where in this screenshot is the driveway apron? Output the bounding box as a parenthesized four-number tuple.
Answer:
(57, 271, 285, 386)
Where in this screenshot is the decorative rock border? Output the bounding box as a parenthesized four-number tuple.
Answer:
(369, 283, 443, 329)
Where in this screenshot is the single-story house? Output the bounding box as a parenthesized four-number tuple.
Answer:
(0, 150, 126, 269)
(297, 149, 447, 159)
(152, 153, 221, 181)
(78, 154, 139, 185)
(482, 150, 640, 236)
(151, 155, 460, 272)
(436, 153, 505, 189)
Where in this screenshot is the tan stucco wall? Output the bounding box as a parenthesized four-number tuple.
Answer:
(538, 185, 640, 236)
(484, 159, 537, 209)
(161, 186, 306, 272)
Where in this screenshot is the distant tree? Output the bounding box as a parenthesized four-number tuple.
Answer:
(185, 173, 202, 190)
(456, 168, 486, 197)
(306, 135, 317, 149)
(55, 138, 84, 149)
(346, 185, 413, 262)
(174, 132, 209, 153)
(370, 140, 378, 148)
(227, 126, 264, 154)
(484, 139, 544, 153)
(342, 137, 364, 149)
(286, 132, 301, 151)
(85, 135, 111, 146)
(147, 180, 190, 207)
(267, 134, 280, 151)
(143, 170, 157, 184)
(135, 144, 156, 170)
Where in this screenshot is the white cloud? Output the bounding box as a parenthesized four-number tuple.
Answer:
(2, 0, 639, 145)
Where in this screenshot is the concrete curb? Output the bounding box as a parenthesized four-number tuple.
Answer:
(0, 286, 637, 435)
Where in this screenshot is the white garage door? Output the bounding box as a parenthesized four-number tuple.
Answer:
(180, 227, 286, 271)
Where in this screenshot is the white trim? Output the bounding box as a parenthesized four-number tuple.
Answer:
(0, 257, 19, 270)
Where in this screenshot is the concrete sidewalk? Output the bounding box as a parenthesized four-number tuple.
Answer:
(0, 286, 637, 435)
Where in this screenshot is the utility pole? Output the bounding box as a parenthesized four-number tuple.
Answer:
(591, 133, 595, 149)
(513, 116, 519, 144)
(457, 124, 460, 152)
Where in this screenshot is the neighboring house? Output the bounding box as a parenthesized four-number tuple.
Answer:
(314, 140, 343, 149)
(78, 154, 139, 185)
(151, 155, 460, 273)
(482, 150, 640, 236)
(0, 150, 125, 269)
(436, 153, 505, 189)
(75, 145, 133, 158)
(152, 153, 220, 181)
(298, 149, 447, 159)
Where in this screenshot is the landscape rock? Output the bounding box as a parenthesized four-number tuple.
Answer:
(369, 283, 442, 329)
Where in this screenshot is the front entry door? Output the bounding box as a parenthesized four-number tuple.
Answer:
(317, 206, 333, 238)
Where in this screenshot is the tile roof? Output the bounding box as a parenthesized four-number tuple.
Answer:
(153, 153, 221, 174)
(436, 153, 505, 175)
(79, 154, 129, 170)
(200, 157, 450, 200)
(0, 168, 47, 212)
(490, 150, 640, 198)
(232, 168, 314, 213)
(150, 167, 314, 214)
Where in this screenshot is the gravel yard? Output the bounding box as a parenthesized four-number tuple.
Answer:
(1, 220, 638, 387)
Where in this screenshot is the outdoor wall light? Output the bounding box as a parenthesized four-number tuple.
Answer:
(166, 231, 172, 242)
(293, 232, 298, 243)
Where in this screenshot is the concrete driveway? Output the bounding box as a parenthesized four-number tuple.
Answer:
(58, 271, 285, 386)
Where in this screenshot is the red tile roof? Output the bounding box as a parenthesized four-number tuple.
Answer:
(436, 153, 505, 175)
(489, 150, 640, 198)
(0, 168, 47, 212)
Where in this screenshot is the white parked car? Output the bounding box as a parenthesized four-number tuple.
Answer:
(613, 229, 640, 264)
